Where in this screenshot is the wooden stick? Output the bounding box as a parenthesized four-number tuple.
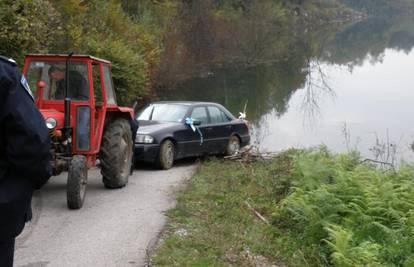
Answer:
(245, 201, 270, 225)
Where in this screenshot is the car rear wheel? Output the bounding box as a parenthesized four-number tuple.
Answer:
(157, 139, 175, 170)
(67, 155, 88, 209)
(100, 119, 133, 188)
(226, 135, 240, 156)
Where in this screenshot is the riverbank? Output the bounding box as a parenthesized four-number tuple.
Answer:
(150, 147, 414, 266)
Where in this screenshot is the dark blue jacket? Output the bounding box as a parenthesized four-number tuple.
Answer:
(0, 56, 52, 239)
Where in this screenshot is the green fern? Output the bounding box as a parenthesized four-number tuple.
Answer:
(273, 147, 414, 266)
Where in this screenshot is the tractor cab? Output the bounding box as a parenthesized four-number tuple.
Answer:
(23, 54, 135, 209)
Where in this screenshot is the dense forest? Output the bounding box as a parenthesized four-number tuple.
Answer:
(0, 0, 412, 104)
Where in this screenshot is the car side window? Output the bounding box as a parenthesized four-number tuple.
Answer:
(221, 111, 232, 122)
(191, 107, 208, 125)
(208, 106, 232, 123)
(207, 106, 225, 123)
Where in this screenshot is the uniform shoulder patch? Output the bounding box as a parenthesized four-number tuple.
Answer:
(21, 75, 35, 101)
(0, 55, 17, 66)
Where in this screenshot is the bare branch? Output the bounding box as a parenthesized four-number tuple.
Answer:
(245, 201, 270, 225)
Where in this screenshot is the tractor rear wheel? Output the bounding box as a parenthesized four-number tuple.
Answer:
(67, 155, 88, 209)
(100, 119, 133, 189)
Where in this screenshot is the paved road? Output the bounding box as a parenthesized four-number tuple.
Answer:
(14, 162, 196, 267)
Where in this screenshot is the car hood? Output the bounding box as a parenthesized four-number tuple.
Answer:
(137, 120, 181, 134)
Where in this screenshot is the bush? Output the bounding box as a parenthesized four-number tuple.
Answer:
(0, 0, 63, 64)
(274, 147, 414, 266)
(0, 0, 173, 105)
(86, 36, 150, 105)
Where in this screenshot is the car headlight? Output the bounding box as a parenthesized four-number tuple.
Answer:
(45, 117, 57, 129)
(136, 134, 154, 144)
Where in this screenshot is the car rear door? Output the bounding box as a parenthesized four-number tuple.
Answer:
(206, 105, 233, 154)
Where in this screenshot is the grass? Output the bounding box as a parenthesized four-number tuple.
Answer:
(150, 147, 414, 266)
(151, 149, 310, 266)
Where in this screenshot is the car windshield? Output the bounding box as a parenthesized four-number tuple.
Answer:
(137, 104, 188, 122)
(26, 60, 89, 101)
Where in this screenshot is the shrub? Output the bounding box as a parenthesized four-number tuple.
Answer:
(0, 0, 63, 64)
(274, 147, 414, 266)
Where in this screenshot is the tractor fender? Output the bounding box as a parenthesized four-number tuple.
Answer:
(106, 106, 134, 121)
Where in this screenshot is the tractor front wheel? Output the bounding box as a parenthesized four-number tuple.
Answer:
(100, 119, 133, 189)
(67, 155, 88, 209)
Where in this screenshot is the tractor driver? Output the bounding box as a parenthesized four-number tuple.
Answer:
(48, 65, 89, 101)
(48, 65, 90, 149)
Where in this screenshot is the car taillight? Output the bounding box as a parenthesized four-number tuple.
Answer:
(244, 120, 250, 134)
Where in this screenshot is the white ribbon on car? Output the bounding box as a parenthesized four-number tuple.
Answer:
(239, 100, 248, 120)
(185, 117, 203, 145)
(238, 111, 246, 120)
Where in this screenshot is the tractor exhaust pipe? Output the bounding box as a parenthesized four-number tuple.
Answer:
(64, 52, 74, 155)
(64, 52, 74, 129)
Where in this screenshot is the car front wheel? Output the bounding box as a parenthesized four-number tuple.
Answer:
(157, 139, 175, 170)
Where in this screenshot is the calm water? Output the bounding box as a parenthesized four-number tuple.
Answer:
(156, 17, 414, 161)
(255, 49, 414, 161)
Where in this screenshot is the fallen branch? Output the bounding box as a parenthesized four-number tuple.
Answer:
(245, 201, 270, 225)
(360, 158, 395, 168)
(224, 146, 279, 162)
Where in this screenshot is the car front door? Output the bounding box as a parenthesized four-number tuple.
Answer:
(187, 106, 210, 156)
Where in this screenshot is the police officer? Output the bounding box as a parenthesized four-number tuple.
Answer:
(0, 55, 52, 266)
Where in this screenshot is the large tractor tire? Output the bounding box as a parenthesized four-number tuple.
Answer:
(67, 155, 88, 209)
(100, 119, 133, 189)
(157, 139, 175, 170)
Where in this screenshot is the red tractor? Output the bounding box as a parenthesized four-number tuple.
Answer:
(23, 54, 135, 209)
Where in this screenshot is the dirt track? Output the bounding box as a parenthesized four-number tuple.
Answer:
(14, 161, 196, 267)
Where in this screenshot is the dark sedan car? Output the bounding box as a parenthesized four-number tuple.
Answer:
(134, 101, 250, 169)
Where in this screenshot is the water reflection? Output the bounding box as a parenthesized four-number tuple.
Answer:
(257, 49, 414, 161)
(155, 16, 414, 160)
(300, 59, 336, 127)
(321, 16, 414, 68)
(157, 62, 305, 122)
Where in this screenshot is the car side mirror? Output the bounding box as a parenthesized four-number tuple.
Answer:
(35, 80, 46, 108)
(184, 117, 204, 145)
(185, 117, 201, 129)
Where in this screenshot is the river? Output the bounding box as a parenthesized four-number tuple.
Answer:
(155, 16, 414, 162)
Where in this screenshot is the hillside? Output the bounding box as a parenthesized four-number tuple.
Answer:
(0, 0, 412, 105)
